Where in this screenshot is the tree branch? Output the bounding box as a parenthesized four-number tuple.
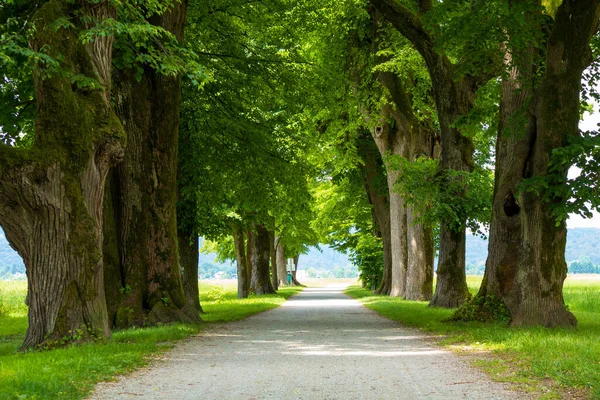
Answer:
(369, 0, 438, 70)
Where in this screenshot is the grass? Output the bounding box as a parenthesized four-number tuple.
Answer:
(0, 280, 302, 400)
(346, 275, 600, 399)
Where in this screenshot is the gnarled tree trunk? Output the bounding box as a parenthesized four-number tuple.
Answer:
(104, 1, 199, 327)
(405, 207, 434, 300)
(425, 62, 474, 308)
(474, 0, 598, 327)
(0, 0, 125, 349)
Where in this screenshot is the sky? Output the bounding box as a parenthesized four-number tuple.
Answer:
(568, 99, 599, 229)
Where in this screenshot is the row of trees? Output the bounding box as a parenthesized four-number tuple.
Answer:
(310, 0, 600, 327)
(0, 0, 599, 350)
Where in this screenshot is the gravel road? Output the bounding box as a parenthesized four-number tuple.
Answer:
(90, 284, 521, 400)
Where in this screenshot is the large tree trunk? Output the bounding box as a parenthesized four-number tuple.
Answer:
(387, 170, 409, 297)
(357, 130, 392, 295)
(426, 63, 474, 308)
(250, 225, 276, 294)
(371, 69, 436, 300)
(0, 0, 125, 349)
(405, 207, 434, 300)
(474, 0, 599, 327)
(275, 237, 288, 287)
(233, 224, 250, 298)
(430, 228, 469, 307)
(104, 1, 198, 327)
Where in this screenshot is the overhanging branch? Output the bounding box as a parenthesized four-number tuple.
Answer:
(369, 0, 437, 69)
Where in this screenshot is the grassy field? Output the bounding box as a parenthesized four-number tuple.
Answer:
(0, 280, 302, 400)
(346, 275, 600, 399)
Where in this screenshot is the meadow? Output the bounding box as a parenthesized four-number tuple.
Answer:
(0, 280, 302, 400)
(347, 275, 600, 399)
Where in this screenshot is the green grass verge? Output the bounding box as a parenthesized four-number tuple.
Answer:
(346, 276, 600, 399)
(0, 280, 302, 400)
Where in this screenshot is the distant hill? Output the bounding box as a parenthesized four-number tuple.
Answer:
(465, 227, 600, 273)
(196, 239, 352, 279)
(1, 227, 598, 278)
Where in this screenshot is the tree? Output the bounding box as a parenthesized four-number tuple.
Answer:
(103, 0, 201, 328)
(466, 0, 600, 327)
(365, 20, 436, 300)
(250, 224, 276, 294)
(356, 129, 392, 294)
(177, 0, 319, 297)
(371, 0, 497, 307)
(0, 0, 125, 349)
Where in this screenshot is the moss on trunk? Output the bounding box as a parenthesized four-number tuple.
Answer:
(0, 0, 125, 350)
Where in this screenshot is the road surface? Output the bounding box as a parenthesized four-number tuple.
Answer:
(90, 285, 521, 399)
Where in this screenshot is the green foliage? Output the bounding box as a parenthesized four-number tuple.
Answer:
(387, 156, 493, 236)
(118, 284, 131, 295)
(520, 131, 600, 225)
(201, 237, 235, 263)
(311, 164, 383, 286)
(178, 0, 320, 250)
(0, 0, 207, 148)
(349, 233, 383, 289)
(203, 285, 226, 303)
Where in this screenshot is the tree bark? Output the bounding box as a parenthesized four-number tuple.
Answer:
(275, 237, 288, 287)
(474, 0, 599, 327)
(405, 207, 434, 300)
(104, 0, 199, 327)
(245, 229, 253, 289)
(233, 224, 250, 298)
(178, 231, 203, 316)
(370, 100, 409, 298)
(269, 230, 278, 291)
(250, 224, 276, 294)
(0, 0, 125, 349)
(357, 130, 392, 295)
(370, 69, 436, 300)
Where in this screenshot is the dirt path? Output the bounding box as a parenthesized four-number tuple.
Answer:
(90, 285, 521, 399)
